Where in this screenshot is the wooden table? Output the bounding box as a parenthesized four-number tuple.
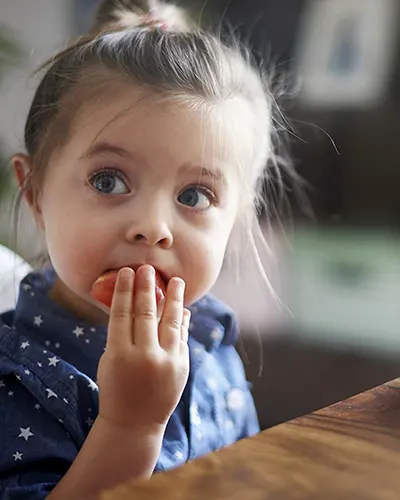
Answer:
(101, 379, 400, 500)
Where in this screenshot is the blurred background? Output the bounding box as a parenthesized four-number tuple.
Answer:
(0, 0, 399, 429)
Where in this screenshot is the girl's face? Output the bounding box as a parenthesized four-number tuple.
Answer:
(21, 86, 248, 322)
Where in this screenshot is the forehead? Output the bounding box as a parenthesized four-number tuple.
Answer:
(67, 85, 256, 174)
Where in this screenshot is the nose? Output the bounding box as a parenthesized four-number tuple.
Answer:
(125, 207, 174, 249)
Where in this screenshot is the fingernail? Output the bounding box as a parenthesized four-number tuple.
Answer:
(183, 309, 191, 329)
(176, 278, 185, 298)
(146, 266, 155, 280)
(120, 268, 133, 280)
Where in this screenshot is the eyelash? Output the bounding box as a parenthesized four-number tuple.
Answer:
(88, 167, 130, 194)
(182, 185, 218, 205)
(87, 167, 219, 206)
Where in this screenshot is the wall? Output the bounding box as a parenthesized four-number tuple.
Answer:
(0, 0, 72, 257)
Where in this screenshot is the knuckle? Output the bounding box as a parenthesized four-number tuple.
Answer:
(139, 309, 156, 321)
(111, 306, 131, 320)
(117, 281, 133, 294)
(137, 278, 154, 294)
(107, 350, 128, 363)
(166, 316, 181, 331)
(143, 352, 159, 366)
(169, 297, 183, 308)
(180, 339, 189, 350)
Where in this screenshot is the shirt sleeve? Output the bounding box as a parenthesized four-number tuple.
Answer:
(0, 372, 80, 499)
(0, 368, 82, 500)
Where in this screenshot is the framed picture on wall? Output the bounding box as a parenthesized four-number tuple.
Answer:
(295, 0, 398, 108)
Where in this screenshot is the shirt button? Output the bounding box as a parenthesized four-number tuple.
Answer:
(226, 388, 245, 411)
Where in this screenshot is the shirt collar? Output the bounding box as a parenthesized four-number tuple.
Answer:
(11, 267, 107, 381)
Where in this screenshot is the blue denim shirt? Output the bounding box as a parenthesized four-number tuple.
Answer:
(0, 268, 259, 499)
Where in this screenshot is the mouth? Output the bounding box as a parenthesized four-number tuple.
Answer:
(91, 264, 169, 310)
(123, 264, 169, 293)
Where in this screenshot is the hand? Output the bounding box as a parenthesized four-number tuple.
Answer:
(97, 265, 190, 429)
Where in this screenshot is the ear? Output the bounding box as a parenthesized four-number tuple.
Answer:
(12, 154, 45, 230)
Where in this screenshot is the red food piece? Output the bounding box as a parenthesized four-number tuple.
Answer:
(91, 269, 166, 309)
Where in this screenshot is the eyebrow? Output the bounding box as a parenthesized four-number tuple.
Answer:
(81, 141, 227, 186)
(180, 165, 227, 187)
(80, 142, 147, 164)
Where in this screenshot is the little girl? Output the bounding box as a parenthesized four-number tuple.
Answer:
(0, 1, 276, 498)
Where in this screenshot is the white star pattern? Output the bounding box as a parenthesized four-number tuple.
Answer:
(13, 451, 23, 461)
(23, 284, 31, 291)
(18, 427, 34, 441)
(45, 340, 51, 347)
(0, 380, 5, 389)
(34, 404, 40, 410)
(59, 418, 64, 424)
(43, 350, 47, 354)
(45, 388, 58, 399)
(191, 403, 202, 426)
(87, 380, 98, 391)
(85, 339, 90, 344)
(193, 347, 203, 357)
(175, 450, 184, 460)
(73, 326, 84, 338)
(90, 327, 96, 332)
(15, 374, 21, 381)
(55, 342, 60, 349)
(196, 428, 204, 440)
(30, 292, 35, 297)
(48, 356, 59, 367)
(86, 417, 94, 427)
(210, 327, 223, 343)
(20, 341, 30, 349)
(37, 362, 42, 367)
(69, 375, 74, 379)
(8, 391, 14, 397)
(24, 369, 30, 375)
(34, 315, 43, 327)
(63, 398, 69, 404)
(226, 388, 245, 411)
(207, 378, 218, 390)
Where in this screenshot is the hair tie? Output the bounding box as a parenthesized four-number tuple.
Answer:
(140, 11, 168, 31)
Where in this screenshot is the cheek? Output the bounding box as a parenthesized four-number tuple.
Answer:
(181, 223, 232, 304)
(42, 204, 116, 293)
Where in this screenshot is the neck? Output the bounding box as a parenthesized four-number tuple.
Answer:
(49, 276, 109, 327)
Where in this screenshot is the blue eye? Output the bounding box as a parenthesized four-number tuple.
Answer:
(177, 186, 214, 210)
(89, 169, 129, 195)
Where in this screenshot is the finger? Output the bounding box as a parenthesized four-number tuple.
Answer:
(158, 277, 185, 352)
(107, 268, 135, 350)
(133, 265, 158, 349)
(180, 309, 191, 345)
